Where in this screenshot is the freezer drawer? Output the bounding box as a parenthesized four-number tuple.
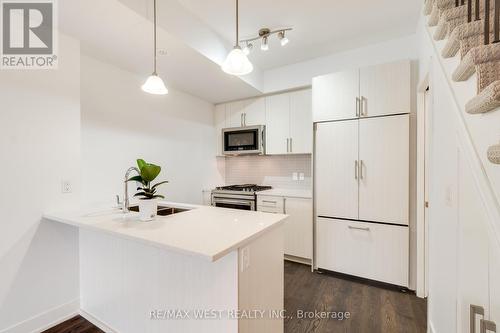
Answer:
(316, 217, 409, 287)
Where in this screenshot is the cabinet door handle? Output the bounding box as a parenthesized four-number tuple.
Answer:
(290, 138, 293, 153)
(360, 96, 366, 116)
(356, 97, 360, 117)
(286, 138, 290, 153)
(480, 319, 497, 333)
(355, 160, 359, 180)
(348, 226, 370, 231)
(240, 113, 244, 127)
(359, 160, 364, 180)
(471, 305, 485, 333)
(244, 113, 247, 126)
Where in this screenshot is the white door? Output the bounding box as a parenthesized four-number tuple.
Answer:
(456, 148, 490, 333)
(358, 114, 409, 225)
(228, 100, 245, 127)
(266, 94, 290, 155)
(315, 120, 359, 220)
(214, 104, 227, 156)
(284, 197, 312, 259)
(312, 69, 360, 122)
(243, 97, 266, 126)
(359, 60, 411, 118)
(290, 89, 313, 154)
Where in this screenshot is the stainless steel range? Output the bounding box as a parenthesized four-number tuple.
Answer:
(211, 184, 272, 211)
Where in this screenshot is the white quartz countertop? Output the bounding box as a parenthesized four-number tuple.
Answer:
(257, 188, 312, 199)
(43, 201, 287, 262)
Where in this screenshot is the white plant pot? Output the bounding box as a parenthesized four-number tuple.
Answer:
(138, 199, 158, 221)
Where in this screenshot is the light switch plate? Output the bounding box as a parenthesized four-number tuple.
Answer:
(292, 172, 298, 181)
(61, 180, 72, 194)
(299, 173, 305, 181)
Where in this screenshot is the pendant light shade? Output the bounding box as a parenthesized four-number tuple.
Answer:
(143, 0, 168, 95)
(222, 0, 253, 76)
(222, 46, 253, 75)
(142, 73, 168, 94)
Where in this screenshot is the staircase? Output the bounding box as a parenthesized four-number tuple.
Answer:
(424, 0, 500, 163)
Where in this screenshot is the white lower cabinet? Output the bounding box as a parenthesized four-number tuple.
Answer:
(257, 195, 312, 261)
(316, 217, 409, 287)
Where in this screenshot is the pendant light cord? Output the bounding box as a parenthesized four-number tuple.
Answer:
(235, 0, 239, 47)
(153, 0, 157, 75)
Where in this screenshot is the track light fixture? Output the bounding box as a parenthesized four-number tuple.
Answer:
(240, 27, 292, 55)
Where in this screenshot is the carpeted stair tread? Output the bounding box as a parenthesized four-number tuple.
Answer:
(442, 17, 495, 58)
(424, 0, 435, 15)
(465, 81, 500, 114)
(434, 5, 469, 40)
(452, 44, 500, 82)
(488, 143, 500, 164)
(477, 60, 500, 92)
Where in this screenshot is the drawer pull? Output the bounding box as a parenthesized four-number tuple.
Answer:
(348, 226, 370, 231)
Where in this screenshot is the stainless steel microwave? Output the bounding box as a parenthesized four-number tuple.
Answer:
(222, 125, 265, 155)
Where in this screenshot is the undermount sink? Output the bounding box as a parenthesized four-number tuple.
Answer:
(128, 205, 190, 216)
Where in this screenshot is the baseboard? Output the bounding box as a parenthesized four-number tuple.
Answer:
(0, 298, 79, 333)
(284, 255, 312, 266)
(80, 309, 118, 333)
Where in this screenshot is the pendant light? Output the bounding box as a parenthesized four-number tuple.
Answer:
(222, 0, 253, 76)
(142, 0, 168, 95)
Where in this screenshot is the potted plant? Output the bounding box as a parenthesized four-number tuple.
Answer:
(127, 159, 168, 221)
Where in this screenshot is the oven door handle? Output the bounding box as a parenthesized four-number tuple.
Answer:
(213, 198, 253, 206)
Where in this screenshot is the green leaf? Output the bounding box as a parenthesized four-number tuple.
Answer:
(152, 194, 165, 199)
(136, 159, 147, 170)
(151, 180, 169, 190)
(141, 164, 161, 182)
(133, 192, 147, 197)
(127, 175, 143, 183)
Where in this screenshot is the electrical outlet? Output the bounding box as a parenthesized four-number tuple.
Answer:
(299, 173, 305, 181)
(292, 172, 298, 181)
(240, 247, 250, 272)
(61, 180, 72, 194)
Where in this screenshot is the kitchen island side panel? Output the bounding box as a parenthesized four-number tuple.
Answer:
(79, 229, 239, 333)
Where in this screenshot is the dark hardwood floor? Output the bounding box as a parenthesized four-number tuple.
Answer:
(284, 261, 427, 333)
(42, 315, 103, 333)
(43, 261, 426, 333)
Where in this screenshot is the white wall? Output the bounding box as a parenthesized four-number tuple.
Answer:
(0, 34, 81, 332)
(81, 55, 224, 207)
(263, 34, 418, 93)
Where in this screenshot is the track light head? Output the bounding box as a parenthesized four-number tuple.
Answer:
(242, 42, 253, 55)
(278, 31, 289, 46)
(261, 36, 269, 51)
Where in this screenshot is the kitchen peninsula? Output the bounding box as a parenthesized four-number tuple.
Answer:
(43, 202, 287, 333)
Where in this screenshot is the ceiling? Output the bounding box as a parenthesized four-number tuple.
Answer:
(58, 0, 421, 103)
(174, 0, 421, 70)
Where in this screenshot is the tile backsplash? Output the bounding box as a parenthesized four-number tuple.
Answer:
(224, 154, 312, 190)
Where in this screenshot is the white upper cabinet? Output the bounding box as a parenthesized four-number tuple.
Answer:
(312, 69, 360, 122)
(358, 114, 409, 225)
(243, 98, 266, 126)
(266, 89, 313, 155)
(214, 104, 227, 156)
(312, 60, 411, 122)
(265, 93, 290, 155)
(228, 100, 246, 128)
(227, 98, 266, 128)
(315, 120, 359, 220)
(290, 90, 313, 154)
(359, 60, 411, 118)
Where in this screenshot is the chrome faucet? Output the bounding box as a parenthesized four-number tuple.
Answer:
(122, 166, 140, 213)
